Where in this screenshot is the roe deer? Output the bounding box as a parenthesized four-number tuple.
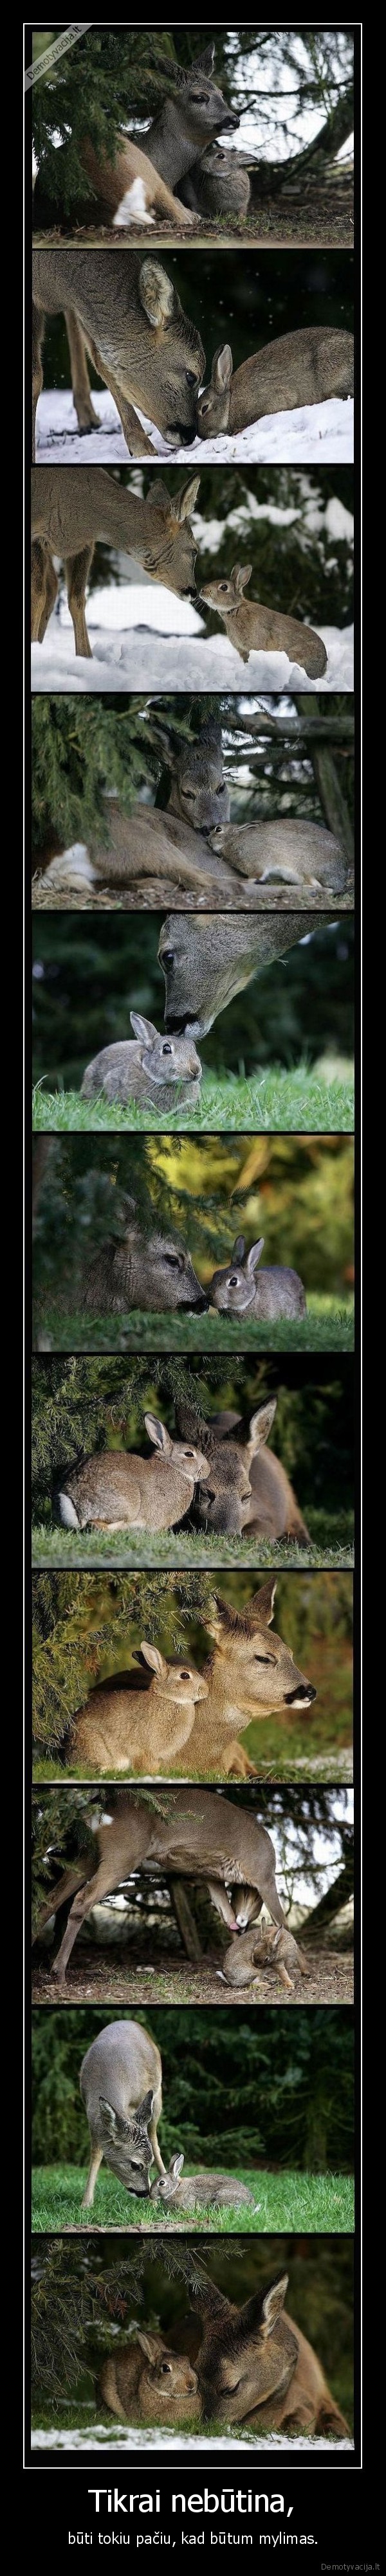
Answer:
(32, 250, 205, 460)
(35, 1784, 286, 1979)
(67, 1643, 208, 1775)
(31, 467, 200, 659)
(179, 142, 250, 218)
(175, 1399, 311, 1546)
(80, 1011, 202, 1110)
(34, 716, 237, 906)
(64, 1575, 315, 1782)
(78, 1203, 208, 1315)
(99, 2334, 201, 2426)
(221, 1918, 308, 1993)
(159, 909, 334, 1039)
(176, 1579, 315, 1779)
(194, 2268, 349, 2433)
(150, 2154, 257, 2212)
(79, 2016, 164, 2206)
(208, 815, 346, 893)
(210, 1237, 307, 1322)
(198, 328, 354, 436)
(33, 42, 238, 231)
(199, 566, 327, 679)
(54, 1412, 210, 1535)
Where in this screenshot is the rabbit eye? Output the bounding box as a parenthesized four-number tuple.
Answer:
(219, 582, 228, 591)
(229, 1275, 239, 1286)
(162, 1041, 172, 1054)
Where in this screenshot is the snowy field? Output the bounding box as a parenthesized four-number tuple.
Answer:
(35, 386, 354, 468)
(32, 2422, 353, 2453)
(31, 586, 353, 693)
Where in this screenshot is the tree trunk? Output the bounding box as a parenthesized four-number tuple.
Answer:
(252, 88, 354, 198)
(169, 1878, 203, 1960)
(302, 1845, 354, 1940)
(294, 693, 354, 861)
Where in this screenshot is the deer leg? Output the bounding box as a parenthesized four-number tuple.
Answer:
(149, 2110, 166, 2179)
(66, 547, 93, 658)
(259, 1872, 285, 1931)
(32, 302, 44, 462)
(207, 1880, 237, 1929)
(82, 334, 155, 458)
(82, 2141, 104, 2210)
(51, 1854, 122, 1978)
(34, 1857, 93, 1942)
(64, 310, 100, 432)
(223, 1742, 257, 1779)
(31, 543, 58, 643)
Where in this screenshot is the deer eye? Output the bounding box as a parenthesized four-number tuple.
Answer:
(186, 369, 198, 386)
(162, 1041, 172, 1053)
(161, 949, 174, 966)
(254, 1654, 275, 1665)
(163, 1253, 179, 1266)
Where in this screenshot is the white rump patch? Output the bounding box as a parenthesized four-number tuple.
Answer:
(43, 842, 95, 891)
(114, 181, 154, 227)
(57, 1492, 78, 1527)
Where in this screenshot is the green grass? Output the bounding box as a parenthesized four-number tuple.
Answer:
(32, 2165, 354, 2237)
(32, 1516, 354, 1570)
(32, 1063, 354, 1138)
(36, 1295, 354, 1356)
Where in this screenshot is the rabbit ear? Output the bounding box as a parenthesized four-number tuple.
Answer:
(130, 1012, 158, 1045)
(170, 2152, 185, 2178)
(213, 343, 233, 389)
(140, 1641, 168, 1679)
(246, 1239, 264, 1274)
(144, 1414, 172, 1455)
(231, 1235, 245, 1262)
(234, 563, 253, 593)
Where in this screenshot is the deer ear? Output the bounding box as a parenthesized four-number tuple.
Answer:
(139, 260, 174, 329)
(261, 2275, 289, 2338)
(246, 1239, 264, 1275)
(232, 1235, 245, 1262)
(137, 2088, 155, 2129)
(235, 563, 253, 593)
(176, 477, 201, 522)
(130, 1012, 158, 1046)
(213, 343, 233, 389)
(205, 1591, 235, 1641)
(193, 42, 215, 71)
(250, 1577, 277, 1626)
(144, 1414, 172, 1456)
(146, 478, 173, 514)
(140, 1640, 167, 1679)
(99, 2097, 127, 2139)
(248, 1400, 277, 1450)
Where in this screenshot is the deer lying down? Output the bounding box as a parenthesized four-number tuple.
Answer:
(151, 2154, 257, 2212)
(197, 327, 354, 436)
(80, 1012, 202, 1111)
(196, 2270, 349, 2434)
(200, 566, 327, 678)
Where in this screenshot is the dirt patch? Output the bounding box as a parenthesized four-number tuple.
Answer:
(33, 202, 353, 251)
(32, 1945, 353, 2007)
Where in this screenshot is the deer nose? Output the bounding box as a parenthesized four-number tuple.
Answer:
(284, 1684, 317, 1705)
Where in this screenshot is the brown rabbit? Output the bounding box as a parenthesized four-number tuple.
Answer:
(199, 564, 327, 678)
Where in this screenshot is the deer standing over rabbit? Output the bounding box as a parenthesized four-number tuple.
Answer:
(79, 2017, 164, 2206)
(80, 1012, 202, 1111)
(35, 1784, 287, 1979)
(197, 328, 354, 437)
(32, 251, 205, 460)
(200, 564, 327, 679)
(210, 1237, 306, 1323)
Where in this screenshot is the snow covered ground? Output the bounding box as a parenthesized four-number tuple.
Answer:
(35, 386, 354, 467)
(32, 2423, 353, 2453)
(31, 584, 353, 693)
